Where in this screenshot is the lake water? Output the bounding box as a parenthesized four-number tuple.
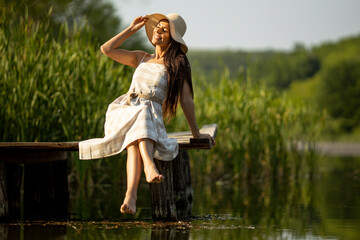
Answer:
(1, 155, 359, 239)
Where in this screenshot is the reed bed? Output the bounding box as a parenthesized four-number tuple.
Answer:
(1, 9, 133, 142)
(1, 8, 323, 185)
(1, 8, 133, 184)
(183, 69, 324, 183)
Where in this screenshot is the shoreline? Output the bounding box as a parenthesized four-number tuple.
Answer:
(296, 142, 360, 157)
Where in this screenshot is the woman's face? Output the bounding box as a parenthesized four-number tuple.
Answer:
(152, 20, 171, 48)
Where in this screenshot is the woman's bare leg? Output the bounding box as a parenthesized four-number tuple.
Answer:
(138, 138, 164, 183)
(120, 142, 142, 214)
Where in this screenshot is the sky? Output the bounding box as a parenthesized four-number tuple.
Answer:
(110, 0, 360, 51)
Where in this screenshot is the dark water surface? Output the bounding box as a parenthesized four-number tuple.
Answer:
(1, 156, 360, 240)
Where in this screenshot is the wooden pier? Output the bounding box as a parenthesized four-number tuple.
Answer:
(0, 124, 217, 221)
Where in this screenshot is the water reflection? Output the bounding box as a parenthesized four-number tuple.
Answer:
(0, 156, 359, 240)
(0, 223, 66, 240)
(151, 225, 190, 240)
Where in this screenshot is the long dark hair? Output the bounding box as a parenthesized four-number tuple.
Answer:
(163, 40, 193, 121)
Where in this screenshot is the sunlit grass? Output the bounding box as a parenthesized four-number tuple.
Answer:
(180, 68, 324, 183)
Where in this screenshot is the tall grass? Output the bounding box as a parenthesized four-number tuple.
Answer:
(0, 7, 133, 185)
(1, 7, 323, 186)
(0, 7, 133, 142)
(182, 68, 324, 183)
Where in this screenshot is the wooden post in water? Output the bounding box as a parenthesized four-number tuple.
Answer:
(0, 149, 70, 220)
(150, 150, 193, 221)
(0, 161, 9, 219)
(24, 159, 69, 220)
(5, 163, 23, 220)
(149, 124, 217, 221)
(173, 150, 193, 219)
(0, 162, 24, 220)
(149, 158, 177, 221)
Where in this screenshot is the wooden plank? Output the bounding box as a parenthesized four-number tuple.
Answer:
(0, 142, 79, 151)
(0, 151, 69, 164)
(170, 123, 217, 149)
(168, 123, 217, 139)
(0, 124, 218, 151)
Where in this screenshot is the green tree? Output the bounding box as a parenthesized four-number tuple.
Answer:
(250, 44, 320, 89)
(318, 55, 360, 132)
(3, 0, 147, 48)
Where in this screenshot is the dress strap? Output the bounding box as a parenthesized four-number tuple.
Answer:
(139, 53, 147, 64)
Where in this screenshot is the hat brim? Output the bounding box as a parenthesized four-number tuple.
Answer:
(145, 13, 188, 54)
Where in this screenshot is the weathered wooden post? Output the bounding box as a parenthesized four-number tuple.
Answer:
(149, 124, 217, 221)
(0, 162, 24, 221)
(5, 163, 23, 220)
(0, 161, 9, 219)
(0, 146, 71, 220)
(24, 155, 69, 220)
(150, 150, 193, 221)
(150, 159, 177, 221)
(173, 150, 193, 219)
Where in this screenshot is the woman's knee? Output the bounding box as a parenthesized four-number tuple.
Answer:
(138, 138, 155, 148)
(127, 142, 141, 157)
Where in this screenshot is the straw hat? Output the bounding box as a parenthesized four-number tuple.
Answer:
(145, 13, 188, 54)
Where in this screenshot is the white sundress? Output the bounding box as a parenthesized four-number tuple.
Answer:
(79, 60, 179, 161)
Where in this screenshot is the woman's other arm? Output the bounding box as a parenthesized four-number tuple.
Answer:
(100, 16, 147, 67)
(180, 81, 216, 145)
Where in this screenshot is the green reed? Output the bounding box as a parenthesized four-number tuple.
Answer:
(181, 68, 324, 183)
(1, 8, 323, 185)
(1, 9, 133, 142)
(1, 8, 133, 185)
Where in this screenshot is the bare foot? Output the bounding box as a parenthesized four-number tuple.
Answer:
(120, 196, 136, 214)
(144, 163, 164, 183)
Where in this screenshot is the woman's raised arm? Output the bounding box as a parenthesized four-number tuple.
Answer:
(100, 16, 148, 67)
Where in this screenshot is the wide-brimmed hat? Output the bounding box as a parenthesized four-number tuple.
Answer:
(145, 13, 188, 54)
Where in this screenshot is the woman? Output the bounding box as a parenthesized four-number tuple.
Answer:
(79, 13, 215, 214)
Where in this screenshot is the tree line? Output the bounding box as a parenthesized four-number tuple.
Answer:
(3, 0, 147, 49)
(188, 36, 360, 136)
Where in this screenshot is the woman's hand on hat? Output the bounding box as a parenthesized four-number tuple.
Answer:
(129, 16, 148, 32)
